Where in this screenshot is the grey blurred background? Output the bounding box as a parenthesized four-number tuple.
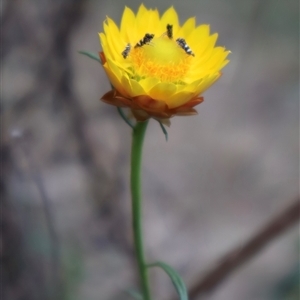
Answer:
(1, 0, 299, 300)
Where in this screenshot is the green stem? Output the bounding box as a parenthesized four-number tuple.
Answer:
(131, 120, 151, 300)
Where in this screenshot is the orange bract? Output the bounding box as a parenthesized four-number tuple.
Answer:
(99, 4, 230, 122)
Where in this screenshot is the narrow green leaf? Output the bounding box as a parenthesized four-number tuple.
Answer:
(78, 51, 101, 63)
(158, 121, 168, 141)
(148, 262, 188, 300)
(125, 288, 143, 300)
(117, 107, 135, 129)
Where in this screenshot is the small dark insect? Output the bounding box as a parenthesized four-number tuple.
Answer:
(176, 38, 195, 56)
(134, 33, 155, 48)
(121, 43, 131, 58)
(166, 24, 173, 39)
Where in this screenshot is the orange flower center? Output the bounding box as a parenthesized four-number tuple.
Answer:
(130, 36, 192, 83)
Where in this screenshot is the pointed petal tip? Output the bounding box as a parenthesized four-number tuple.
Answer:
(99, 51, 106, 64)
(175, 108, 198, 116)
(101, 90, 115, 101)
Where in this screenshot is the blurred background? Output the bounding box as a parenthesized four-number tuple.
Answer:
(1, 0, 299, 299)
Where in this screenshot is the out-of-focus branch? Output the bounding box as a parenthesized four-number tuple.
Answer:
(189, 197, 300, 299)
(11, 130, 62, 300)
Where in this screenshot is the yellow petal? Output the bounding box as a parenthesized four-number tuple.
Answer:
(105, 58, 134, 93)
(186, 24, 210, 49)
(160, 6, 180, 36)
(177, 17, 196, 38)
(199, 47, 230, 71)
(135, 4, 149, 37)
(167, 91, 194, 108)
(183, 79, 203, 93)
(120, 6, 137, 42)
(139, 77, 160, 92)
(219, 59, 230, 70)
(106, 57, 123, 80)
(190, 47, 227, 74)
(197, 33, 219, 58)
(103, 64, 128, 96)
(120, 75, 132, 95)
(136, 3, 148, 18)
(103, 19, 123, 60)
(194, 73, 220, 95)
(149, 82, 177, 101)
(135, 8, 161, 39)
(129, 78, 146, 96)
(145, 9, 161, 36)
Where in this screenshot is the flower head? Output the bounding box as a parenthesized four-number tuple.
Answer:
(99, 4, 230, 121)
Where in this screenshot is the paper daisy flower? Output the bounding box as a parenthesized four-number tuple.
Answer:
(99, 4, 230, 122)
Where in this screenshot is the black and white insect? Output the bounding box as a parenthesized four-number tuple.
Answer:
(121, 43, 131, 58)
(166, 24, 173, 39)
(134, 33, 155, 48)
(176, 38, 195, 56)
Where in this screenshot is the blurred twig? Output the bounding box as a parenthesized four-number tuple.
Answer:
(1, 141, 46, 300)
(188, 197, 300, 299)
(4, 0, 131, 256)
(7, 0, 116, 218)
(11, 130, 62, 300)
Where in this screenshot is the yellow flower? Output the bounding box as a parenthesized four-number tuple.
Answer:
(99, 4, 230, 122)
